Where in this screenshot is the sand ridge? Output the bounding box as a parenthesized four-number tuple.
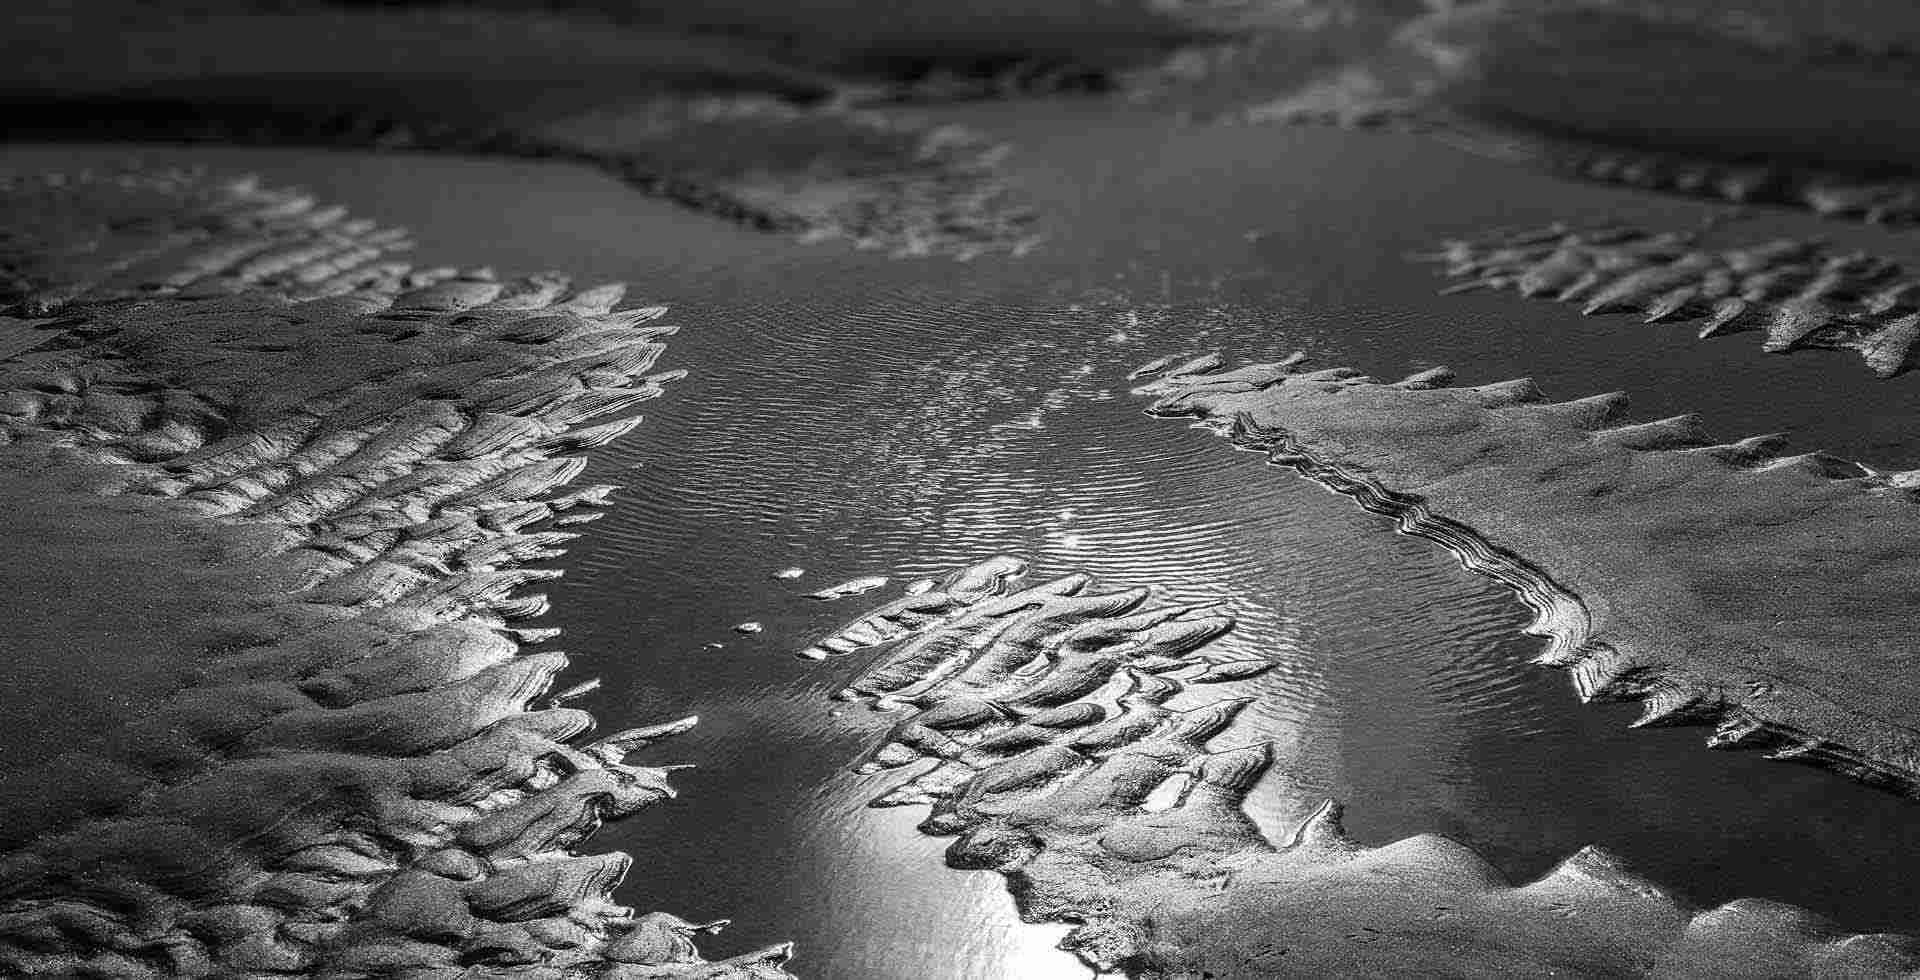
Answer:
(1135, 352, 1920, 799)
(801, 555, 1920, 977)
(0, 170, 792, 978)
(1415, 222, 1920, 378)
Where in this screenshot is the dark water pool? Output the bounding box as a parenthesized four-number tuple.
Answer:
(9, 110, 1920, 977)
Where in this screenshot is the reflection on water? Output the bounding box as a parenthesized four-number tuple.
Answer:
(564, 268, 1920, 971)
(9, 116, 1920, 978)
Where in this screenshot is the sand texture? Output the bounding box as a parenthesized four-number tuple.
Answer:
(1232, 1, 1920, 226)
(1129, 353, 1920, 800)
(1416, 222, 1920, 378)
(1, 4, 1050, 258)
(804, 556, 1920, 978)
(0, 170, 793, 978)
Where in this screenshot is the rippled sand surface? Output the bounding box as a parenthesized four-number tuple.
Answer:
(10, 108, 1920, 976)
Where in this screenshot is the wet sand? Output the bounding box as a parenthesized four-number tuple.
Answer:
(5, 85, 1920, 976)
(0, 171, 794, 977)
(1220, 2, 1920, 228)
(0, 473, 287, 775)
(769, 556, 1920, 978)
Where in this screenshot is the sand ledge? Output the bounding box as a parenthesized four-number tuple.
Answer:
(1136, 353, 1920, 798)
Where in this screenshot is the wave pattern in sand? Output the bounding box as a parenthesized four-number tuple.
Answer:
(803, 554, 1920, 977)
(0, 171, 792, 978)
(1416, 222, 1920, 378)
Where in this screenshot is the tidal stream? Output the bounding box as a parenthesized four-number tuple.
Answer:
(10, 106, 1920, 977)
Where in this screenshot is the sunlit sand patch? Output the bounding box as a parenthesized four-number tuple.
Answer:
(0, 170, 792, 978)
(799, 553, 1920, 976)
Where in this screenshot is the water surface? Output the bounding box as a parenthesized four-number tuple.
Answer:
(9, 112, 1920, 977)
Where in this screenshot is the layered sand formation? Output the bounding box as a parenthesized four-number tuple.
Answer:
(803, 556, 1920, 977)
(1415, 222, 1920, 377)
(0, 171, 792, 977)
(1131, 353, 1920, 798)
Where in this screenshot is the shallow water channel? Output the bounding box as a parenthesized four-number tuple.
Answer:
(11, 107, 1920, 977)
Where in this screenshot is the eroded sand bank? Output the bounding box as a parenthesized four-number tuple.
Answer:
(11, 74, 1920, 964)
(0, 171, 790, 978)
(798, 555, 1920, 977)
(1414, 222, 1920, 378)
(1135, 353, 1920, 799)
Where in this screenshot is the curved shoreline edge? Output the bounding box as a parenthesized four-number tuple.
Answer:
(0, 170, 795, 978)
(1250, 427, 1894, 769)
(797, 554, 1920, 978)
(1134, 353, 1920, 799)
(1254, 427, 1596, 671)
